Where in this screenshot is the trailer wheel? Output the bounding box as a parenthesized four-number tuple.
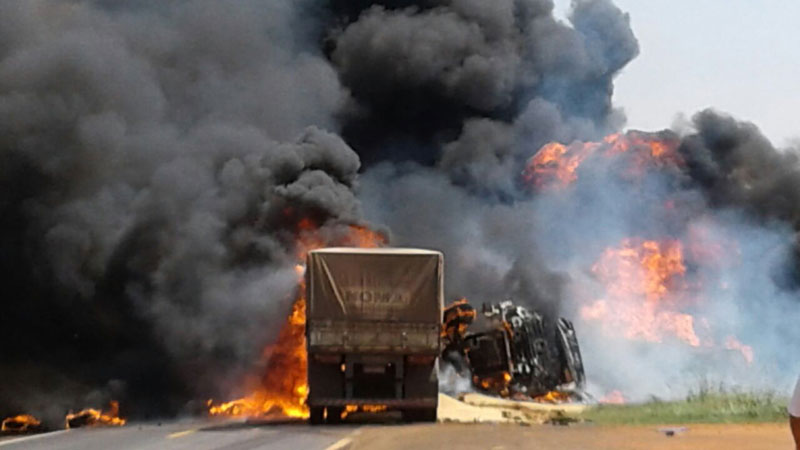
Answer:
(326, 406, 344, 424)
(403, 408, 437, 423)
(309, 407, 324, 425)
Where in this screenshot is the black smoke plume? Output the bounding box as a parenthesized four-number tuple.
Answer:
(338, 0, 639, 311)
(0, 0, 365, 424)
(678, 109, 800, 288)
(329, 0, 637, 167)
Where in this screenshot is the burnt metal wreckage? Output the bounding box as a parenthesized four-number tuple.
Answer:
(442, 299, 586, 400)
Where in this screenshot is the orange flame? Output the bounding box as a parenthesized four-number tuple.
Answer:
(599, 390, 626, 405)
(208, 281, 310, 419)
(340, 404, 388, 420)
(522, 131, 682, 188)
(442, 298, 476, 339)
(1, 414, 41, 433)
(65, 401, 126, 429)
(581, 238, 701, 346)
(724, 336, 754, 364)
(296, 223, 387, 260)
(208, 223, 386, 419)
(474, 372, 512, 397)
(533, 391, 571, 404)
(343, 224, 389, 249)
(582, 237, 754, 367)
(362, 404, 389, 413)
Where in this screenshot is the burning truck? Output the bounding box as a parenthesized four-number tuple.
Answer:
(304, 246, 585, 426)
(305, 248, 443, 424)
(442, 299, 586, 401)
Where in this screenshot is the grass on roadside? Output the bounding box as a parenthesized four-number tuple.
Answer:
(583, 386, 789, 425)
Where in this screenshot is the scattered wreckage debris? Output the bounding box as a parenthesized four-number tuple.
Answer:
(1, 414, 43, 433)
(2, 401, 126, 434)
(437, 392, 587, 425)
(65, 401, 126, 429)
(658, 426, 688, 437)
(442, 299, 586, 403)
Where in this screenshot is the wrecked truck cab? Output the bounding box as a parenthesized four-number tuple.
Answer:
(305, 248, 443, 424)
(444, 299, 586, 400)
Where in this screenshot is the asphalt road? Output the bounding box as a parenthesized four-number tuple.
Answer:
(0, 420, 358, 450)
(1, 421, 793, 449)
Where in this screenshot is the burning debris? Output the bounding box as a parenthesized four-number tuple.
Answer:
(1, 414, 42, 434)
(533, 391, 573, 404)
(340, 404, 388, 420)
(2, 402, 127, 434)
(443, 299, 585, 403)
(65, 401, 126, 429)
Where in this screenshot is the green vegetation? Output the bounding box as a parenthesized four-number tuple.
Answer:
(584, 386, 789, 425)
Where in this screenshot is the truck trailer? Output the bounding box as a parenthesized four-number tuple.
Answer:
(305, 248, 443, 424)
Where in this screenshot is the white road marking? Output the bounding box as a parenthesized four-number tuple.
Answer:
(325, 437, 352, 450)
(325, 428, 361, 450)
(0, 430, 70, 447)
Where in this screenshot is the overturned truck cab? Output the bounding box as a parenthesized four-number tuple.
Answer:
(443, 300, 586, 400)
(306, 248, 443, 424)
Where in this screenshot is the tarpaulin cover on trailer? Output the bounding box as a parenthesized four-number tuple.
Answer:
(307, 248, 443, 323)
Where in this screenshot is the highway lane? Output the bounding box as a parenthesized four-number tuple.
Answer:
(0, 420, 358, 450)
(5, 421, 793, 450)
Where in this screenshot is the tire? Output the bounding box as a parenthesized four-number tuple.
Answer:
(403, 407, 437, 423)
(326, 406, 344, 424)
(309, 406, 325, 425)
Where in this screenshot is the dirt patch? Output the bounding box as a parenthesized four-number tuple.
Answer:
(348, 422, 793, 450)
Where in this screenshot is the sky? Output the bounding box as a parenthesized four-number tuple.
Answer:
(554, 0, 800, 147)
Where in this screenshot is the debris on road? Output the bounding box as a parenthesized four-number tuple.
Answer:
(1, 414, 42, 433)
(65, 401, 126, 429)
(658, 426, 688, 437)
(437, 393, 509, 424)
(437, 393, 587, 425)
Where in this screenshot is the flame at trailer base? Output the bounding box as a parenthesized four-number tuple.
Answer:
(208, 224, 387, 420)
(340, 404, 388, 420)
(208, 290, 310, 419)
